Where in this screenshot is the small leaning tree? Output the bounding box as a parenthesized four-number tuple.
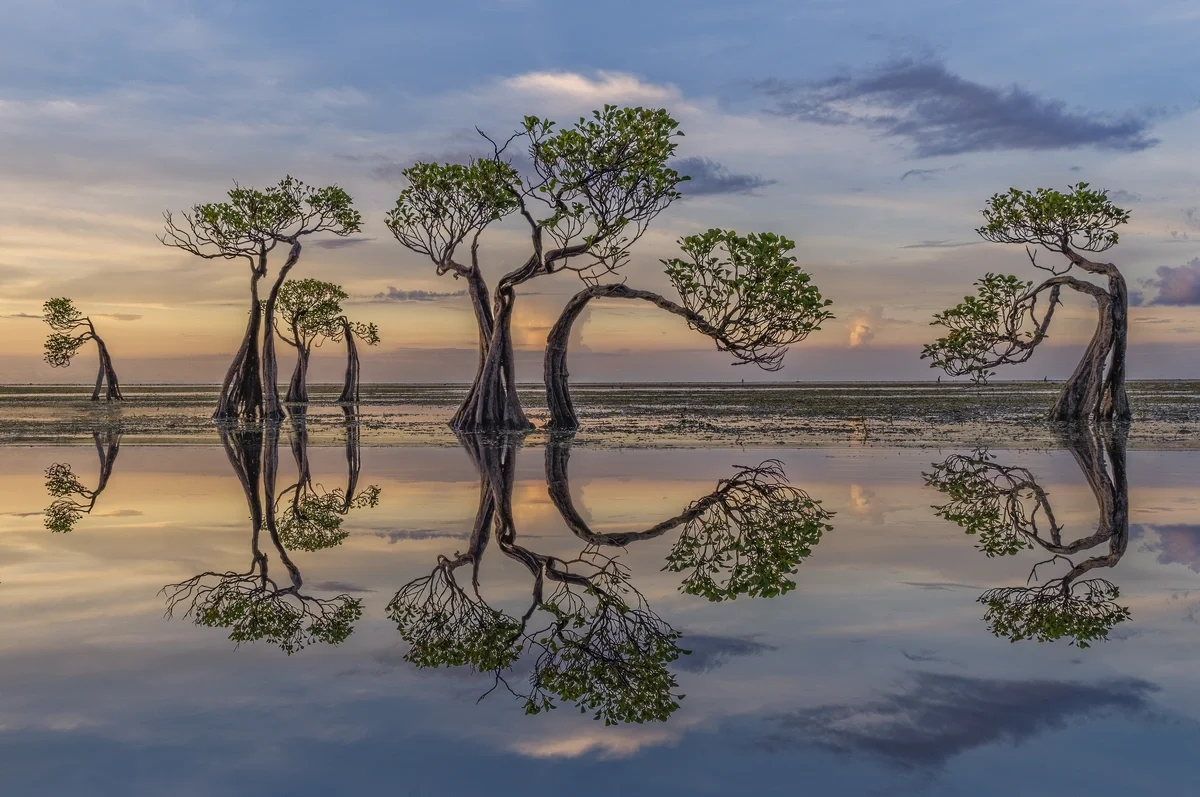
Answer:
(42, 297, 122, 401)
(275, 278, 347, 404)
(160, 176, 361, 420)
(386, 106, 684, 433)
(922, 184, 1132, 422)
(332, 314, 379, 404)
(545, 229, 833, 431)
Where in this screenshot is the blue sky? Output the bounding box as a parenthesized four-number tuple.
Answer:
(1, 0, 1199, 381)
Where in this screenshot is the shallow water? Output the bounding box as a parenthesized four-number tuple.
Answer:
(1, 422, 1199, 795)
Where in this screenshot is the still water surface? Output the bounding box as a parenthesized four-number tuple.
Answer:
(1, 424, 1198, 795)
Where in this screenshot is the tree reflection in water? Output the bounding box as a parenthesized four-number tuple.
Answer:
(43, 429, 122, 533)
(925, 424, 1130, 647)
(161, 419, 375, 655)
(389, 435, 832, 724)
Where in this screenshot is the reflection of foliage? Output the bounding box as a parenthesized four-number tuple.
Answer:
(925, 428, 1130, 647)
(276, 484, 380, 552)
(664, 460, 833, 601)
(42, 431, 122, 533)
(44, 463, 89, 533)
(163, 565, 362, 655)
(387, 556, 524, 672)
(980, 579, 1130, 649)
(523, 551, 684, 725)
(163, 424, 364, 654)
(923, 449, 1051, 557)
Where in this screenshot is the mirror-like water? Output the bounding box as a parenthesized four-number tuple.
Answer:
(1, 419, 1198, 795)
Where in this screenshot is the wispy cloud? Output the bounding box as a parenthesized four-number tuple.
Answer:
(673, 634, 777, 673)
(373, 287, 467, 302)
(310, 237, 375, 250)
(95, 313, 141, 321)
(758, 58, 1160, 157)
(900, 240, 979, 249)
(673, 156, 777, 196)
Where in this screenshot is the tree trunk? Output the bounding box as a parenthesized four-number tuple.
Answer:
(214, 270, 265, 420)
(262, 241, 303, 421)
(544, 284, 726, 431)
(342, 405, 360, 512)
(93, 336, 122, 401)
(1050, 291, 1114, 422)
(1101, 272, 1131, 422)
(286, 344, 311, 404)
(449, 268, 497, 429)
(452, 286, 531, 433)
(338, 318, 361, 404)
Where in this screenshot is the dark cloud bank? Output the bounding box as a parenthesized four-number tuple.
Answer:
(758, 58, 1160, 156)
(761, 672, 1158, 769)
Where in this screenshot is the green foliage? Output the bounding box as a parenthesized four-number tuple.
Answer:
(42, 297, 93, 368)
(276, 279, 347, 347)
(977, 183, 1130, 253)
(980, 580, 1130, 648)
(523, 105, 684, 274)
(192, 579, 363, 655)
(335, 319, 380, 346)
(43, 463, 90, 533)
(664, 229, 834, 370)
(164, 175, 362, 259)
(166, 570, 363, 655)
(921, 273, 1035, 383)
(664, 461, 833, 601)
(277, 492, 350, 551)
(524, 578, 685, 725)
(384, 159, 520, 267)
(387, 562, 525, 672)
(923, 450, 1046, 557)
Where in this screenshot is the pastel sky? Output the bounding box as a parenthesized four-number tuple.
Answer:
(2, 0, 1200, 383)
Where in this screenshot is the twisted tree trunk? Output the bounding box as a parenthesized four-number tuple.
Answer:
(1050, 248, 1131, 424)
(338, 318, 361, 404)
(544, 284, 727, 431)
(452, 286, 531, 433)
(285, 342, 311, 404)
(262, 241, 303, 421)
(342, 405, 360, 512)
(86, 322, 122, 402)
(214, 267, 265, 420)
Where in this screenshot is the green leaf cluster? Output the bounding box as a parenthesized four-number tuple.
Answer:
(664, 229, 833, 369)
(977, 182, 1130, 253)
(665, 462, 833, 601)
(980, 579, 1130, 648)
(276, 278, 348, 347)
(385, 159, 520, 266)
(191, 578, 363, 655)
(921, 273, 1032, 383)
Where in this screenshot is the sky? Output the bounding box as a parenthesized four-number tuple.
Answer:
(2, 0, 1200, 383)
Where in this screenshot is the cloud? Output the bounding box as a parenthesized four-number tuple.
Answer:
(95, 313, 141, 321)
(309, 237, 375, 250)
(900, 168, 939, 181)
(673, 634, 777, 673)
(1134, 523, 1200, 572)
(373, 528, 469, 543)
(499, 71, 680, 106)
(1109, 189, 1143, 203)
(307, 581, 375, 594)
(762, 672, 1158, 769)
(372, 287, 468, 303)
(758, 58, 1160, 157)
(846, 306, 913, 348)
(900, 240, 979, 249)
(0, 312, 41, 319)
(1146, 258, 1200, 306)
(672, 156, 777, 196)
